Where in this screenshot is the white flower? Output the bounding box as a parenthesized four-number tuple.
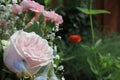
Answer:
(58, 65, 64, 71)
(55, 55, 60, 60)
(1, 40, 10, 50)
(61, 76, 65, 80)
(53, 64, 57, 68)
(12, 0, 18, 4)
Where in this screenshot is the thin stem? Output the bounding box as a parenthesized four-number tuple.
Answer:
(0, 40, 3, 51)
(89, 0, 102, 79)
(0, 27, 4, 55)
(89, 0, 95, 44)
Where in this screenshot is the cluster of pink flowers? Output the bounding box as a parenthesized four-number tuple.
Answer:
(2, 0, 63, 80)
(12, 0, 63, 28)
(12, 0, 44, 19)
(43, 11, 63, 26)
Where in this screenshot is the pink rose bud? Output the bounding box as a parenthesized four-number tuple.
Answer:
(3, 30, 53, 76)
(43, 11, 63, 26)
(20, 0, 44, 12)
(19, 0, 45, 28)
(12, 4, 22, 14)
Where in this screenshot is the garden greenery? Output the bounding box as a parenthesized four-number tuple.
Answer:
(77, 0, 120, 80)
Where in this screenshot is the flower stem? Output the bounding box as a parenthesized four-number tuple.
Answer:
(89, 1, 104, 80)
(89, 0, 95, 44)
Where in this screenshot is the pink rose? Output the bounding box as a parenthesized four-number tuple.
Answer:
(20, 0, 44, 13)
(12, 0, 45, 29)
(12, 4, 22, 14)
(20, 0, 44, 20)
(4, 30, 53, 76)
(12, 0, 44, 20)
(43, 11, 63, 26)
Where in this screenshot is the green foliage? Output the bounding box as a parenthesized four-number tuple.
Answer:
(79, 34, 120, 80)
(98, 34, 120, 79)
(60, 41, 95, 80)
(44, 0, 52, 6)
(77, 8, 110, 15)
(63, 0, 120, 79)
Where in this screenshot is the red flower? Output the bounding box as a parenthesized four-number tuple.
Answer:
(68, 35, 82, 42)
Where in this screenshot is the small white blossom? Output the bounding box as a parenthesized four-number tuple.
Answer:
(57, 36, 61, 40)
(55, 55, 60, 60)
(47, 32, 55, 41)
(12, 0, 18, 3)
(58, 65, 64, 71)
(53, 64, 57, 68)
(1, 40, 10, 50)
(54, 45, 57, 51)
(15, 16, 20, 20)
(61, 76, 65, 80)
(52, 26, 60, 32)
(55, 26, 59, 32)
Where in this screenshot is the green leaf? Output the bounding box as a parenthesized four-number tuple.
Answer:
(77, 7, 110, 15)
(62, 56, 75, 61)
(87, 58, 99, 75)
(115, 59, 120, 68)
(81, 44, 91, 51)
(38, 14, 44, 23)
(95, 39, 102, 47)
(116, 63, 120, 68)
(25, 21, 42, 36)
(44, 0, 52, 6)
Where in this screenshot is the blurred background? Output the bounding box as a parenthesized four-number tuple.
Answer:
(44, 0, 120, 80)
